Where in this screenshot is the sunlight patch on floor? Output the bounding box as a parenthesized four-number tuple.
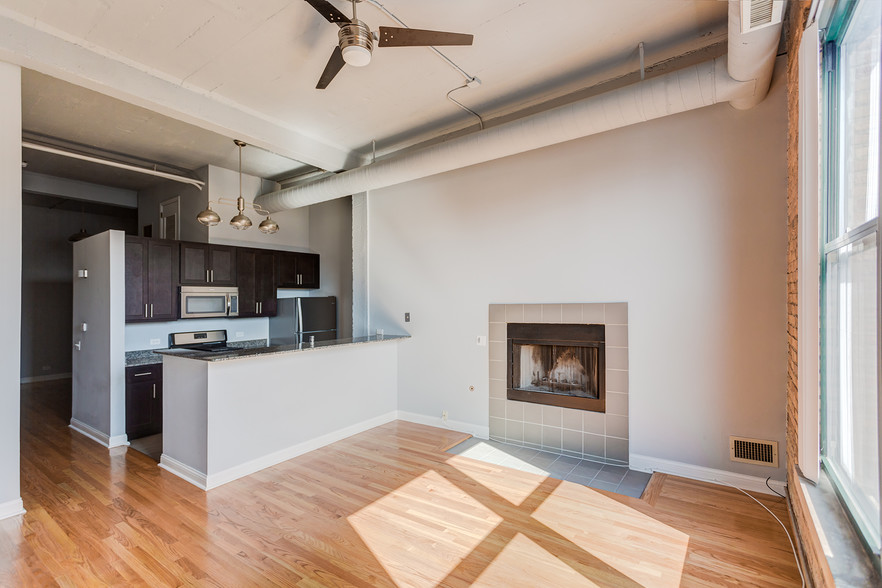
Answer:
(448, 454, 544, 506)
(348, 470, 502, 587)
(471, 532, 601, 587)
(532, 483, 690, 587)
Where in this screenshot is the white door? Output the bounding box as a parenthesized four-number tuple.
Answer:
(160, 197, 180, 240)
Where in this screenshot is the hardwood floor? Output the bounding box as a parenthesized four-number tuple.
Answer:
(2, 379, 801, 586)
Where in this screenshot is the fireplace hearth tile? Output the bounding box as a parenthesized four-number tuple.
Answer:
(583, 432, 604, 458)
(606, 347, 629, 370)
(561, 408, 582, 431)
(446, 438, 650, 498)
(489, 322, 506, 343)
(562, 429, 582, 454)
(583, 411, 605, 435)
(582, 304, 604, 322)
(604, 303, 628, 324)
(489, 417, 505, 439)
(524, 305, 542, 321)
(505, 419, 524, 443)
(606, 324, 629, 347)
(606, 370, 629, 394)
(505, 304, 524, 322)
(523, 403, 542, 424)
(490, 379, 506, 399)
(490, 399, 506, 420)
(506, 400, 524, 421)
(542, 405, 562, 427)
(606, 415, 629, 439)
(524, 422, 542, 446)
(489, 341, 505, 362)
(561, 304, 582, 323)
(490, 360, 506, 380)
(606, 392, 628, 416)
(541, 304, 562, 323)
(541, 426, 562, 450)
(489, 304, 505, 322)
(606, 437, 629, 462)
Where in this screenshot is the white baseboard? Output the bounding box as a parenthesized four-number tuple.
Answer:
(397, 411, 489, 440)
(162, 410, 400, 491)
(21, 373, 71, 384)
(159, 455, 208, 490)
(69, 419, 129, 449)
(630, 453, 787, 496)
(0, 498, 25, 520)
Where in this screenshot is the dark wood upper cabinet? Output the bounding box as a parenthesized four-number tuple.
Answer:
(125, 236, 179, 322)
(237, 248, 278, 317)
(277, 251, 320, 289)
(179, 242, 237, 286)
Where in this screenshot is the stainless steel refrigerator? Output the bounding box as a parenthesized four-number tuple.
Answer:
(269, 296, 337, 345)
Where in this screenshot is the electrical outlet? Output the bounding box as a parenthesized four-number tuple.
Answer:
(405, 312, 410, 322)
(441, 410, 449, 423)
(149, 338, 161, 346)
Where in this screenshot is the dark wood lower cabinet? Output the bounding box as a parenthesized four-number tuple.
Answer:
(125, 364, 162, 440)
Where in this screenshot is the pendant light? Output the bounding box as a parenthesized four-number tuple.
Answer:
(196, 139, 280, 234)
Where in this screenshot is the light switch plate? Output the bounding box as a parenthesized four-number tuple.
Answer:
(235, 331, 245, 338)
(149, 338, 161, 346)
(476, 336, 487, 346)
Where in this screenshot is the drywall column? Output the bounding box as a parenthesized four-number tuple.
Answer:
(0, 61, 23, 520)
(352, 192, 370, 337)
(71, 230, 127, 448)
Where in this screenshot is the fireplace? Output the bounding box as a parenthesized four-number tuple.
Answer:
(507, 323, 605, 412)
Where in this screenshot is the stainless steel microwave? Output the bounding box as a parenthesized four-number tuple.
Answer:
(180, 286, 239, 319)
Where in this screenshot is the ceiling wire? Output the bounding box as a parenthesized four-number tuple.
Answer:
(447, 85, 485, 130)
(363, 0, 485, 131)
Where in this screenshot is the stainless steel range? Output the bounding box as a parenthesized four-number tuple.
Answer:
(169, 329, 236, 353)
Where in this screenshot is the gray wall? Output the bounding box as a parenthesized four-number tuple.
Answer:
(137, 165, 209, 241)
(366, 65, 788, 479)
(71, 230, 127, 446)
(21, 202, 134, 380)
(0, 61, 22, 516)
(309, 197, 353, 338)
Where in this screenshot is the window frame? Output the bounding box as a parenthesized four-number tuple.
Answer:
(819, 0, 882, 560)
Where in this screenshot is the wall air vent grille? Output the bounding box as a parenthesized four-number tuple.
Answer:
(741, 0, 785, 33)
(729, 436, 779, 467)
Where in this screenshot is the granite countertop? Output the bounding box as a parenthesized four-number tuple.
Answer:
(153, 334, 410, 363)
(125, 339, 269, 367)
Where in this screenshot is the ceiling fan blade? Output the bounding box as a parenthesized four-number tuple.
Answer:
(303, 0, 351, 26)
(378, 27, 473, 48)
(316, 46, 346, 89)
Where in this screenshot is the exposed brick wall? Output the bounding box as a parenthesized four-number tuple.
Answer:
(784, 2, 836, 586)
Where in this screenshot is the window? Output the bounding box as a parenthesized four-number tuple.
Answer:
(821, 0, 882, 555)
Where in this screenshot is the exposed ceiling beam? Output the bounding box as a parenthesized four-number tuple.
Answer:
(22, 171, 138, 208)
(0, 7, 354, 173)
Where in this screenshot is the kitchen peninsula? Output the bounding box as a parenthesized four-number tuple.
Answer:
(155, 334, 408, 490)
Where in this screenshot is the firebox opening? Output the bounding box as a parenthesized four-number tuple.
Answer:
(507, 323, 605, 412)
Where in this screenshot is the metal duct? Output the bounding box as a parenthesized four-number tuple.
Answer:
(256, 1, 782, 212)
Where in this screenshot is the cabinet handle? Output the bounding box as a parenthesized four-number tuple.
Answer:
(144, 304, 148, 318)
(206, 269, 210, 283)
(258, 301, 261, 314)
(150, 304, 154, 318)
(152, 383, 156, 399)
(133, 372, 153, 377)
(210, 269, 214, 283)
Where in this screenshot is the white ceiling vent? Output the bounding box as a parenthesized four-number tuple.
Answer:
(741, 0, 785, 33)
(730, 436, 779, 467)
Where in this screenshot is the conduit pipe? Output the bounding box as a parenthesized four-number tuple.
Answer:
(256, 1, 781, 212)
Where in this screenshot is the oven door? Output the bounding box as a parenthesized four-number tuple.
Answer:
(180, 292, 230, 319)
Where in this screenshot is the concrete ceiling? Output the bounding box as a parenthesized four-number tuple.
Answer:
(2, 0, 729, 193)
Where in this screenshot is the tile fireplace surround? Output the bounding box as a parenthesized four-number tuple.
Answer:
(489, 303, 629, 466)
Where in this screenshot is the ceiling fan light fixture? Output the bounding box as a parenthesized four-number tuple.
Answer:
(342, 44, 371, 67)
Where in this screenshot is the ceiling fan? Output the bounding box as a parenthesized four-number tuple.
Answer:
(304, 0, 474, 89)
